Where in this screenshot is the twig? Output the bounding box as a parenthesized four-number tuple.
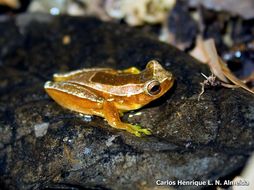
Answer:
(198, 73, 221, 101)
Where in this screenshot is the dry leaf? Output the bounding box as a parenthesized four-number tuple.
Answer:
(203, 39, 229, 83)
(190, 36, 210, 63)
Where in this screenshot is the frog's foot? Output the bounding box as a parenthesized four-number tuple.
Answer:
(103, 101, 151, 137)
(126, 124, 152, 137)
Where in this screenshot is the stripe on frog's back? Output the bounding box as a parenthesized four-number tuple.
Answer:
(90, 70, 153, 86)
(69, 80, 145, 96)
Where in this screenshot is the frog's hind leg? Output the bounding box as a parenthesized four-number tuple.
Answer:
(102, 101, 151, 137)
(44, 81, 104, 117)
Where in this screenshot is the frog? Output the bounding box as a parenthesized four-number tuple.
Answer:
(44, 60, 174, 137)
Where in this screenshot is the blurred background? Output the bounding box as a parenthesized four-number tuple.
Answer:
(1, 0, 253, 85)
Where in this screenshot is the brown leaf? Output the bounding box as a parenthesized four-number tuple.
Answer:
(203, 39, 229, 83)
(190, 36, 210, 63)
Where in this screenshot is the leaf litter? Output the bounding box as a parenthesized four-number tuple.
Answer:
(190, 37, 254, 100)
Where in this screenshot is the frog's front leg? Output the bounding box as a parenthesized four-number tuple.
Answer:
(102, 101, 151, 137)
(121, 67, 141, 74)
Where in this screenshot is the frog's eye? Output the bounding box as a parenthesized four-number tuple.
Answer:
(145, 80, 161, 96)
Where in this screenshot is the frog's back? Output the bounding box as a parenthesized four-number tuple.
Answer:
(68, 70, 146, 96)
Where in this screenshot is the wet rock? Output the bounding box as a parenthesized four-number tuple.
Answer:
(0, 14, 253, 190)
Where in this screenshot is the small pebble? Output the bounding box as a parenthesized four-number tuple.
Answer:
(34, 122, 49, 137)
(106, 135, 118, 147)
(83, 147, 91, 155)
(62, 35, 71, 45)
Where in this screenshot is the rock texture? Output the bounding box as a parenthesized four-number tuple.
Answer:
(0, 14, 253, 190)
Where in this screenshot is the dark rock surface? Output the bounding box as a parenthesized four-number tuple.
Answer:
(0, 14, 253, 190)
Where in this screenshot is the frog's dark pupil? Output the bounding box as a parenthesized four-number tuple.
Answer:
(151, 84, 160, 93)
(148, 81, 161, 95)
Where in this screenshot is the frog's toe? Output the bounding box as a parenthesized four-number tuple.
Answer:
(133, 131, 142, 137)
(129, 124, 152, 136)
(141, 128, 152, 135)
(131, 125, 141, 129)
